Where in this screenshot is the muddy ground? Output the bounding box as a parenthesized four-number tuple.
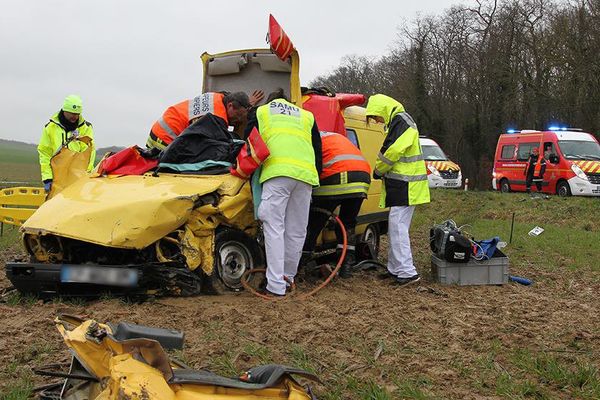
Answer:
(1, 234, 599, 399)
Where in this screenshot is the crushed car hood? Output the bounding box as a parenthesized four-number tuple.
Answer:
(22, 174, 244, 249)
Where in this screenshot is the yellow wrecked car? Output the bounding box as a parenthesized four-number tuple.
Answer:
(6, 21, 387, 297)
(35, 314, 320, 399)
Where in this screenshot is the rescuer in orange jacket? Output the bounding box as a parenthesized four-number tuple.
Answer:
(302, 131, 371, 278)
(524, 147, 547, 193)
(146, 91, 264, 150)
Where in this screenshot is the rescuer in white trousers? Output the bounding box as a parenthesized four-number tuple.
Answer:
(387, 206, 418, 278)
(258, 176, 313, 295)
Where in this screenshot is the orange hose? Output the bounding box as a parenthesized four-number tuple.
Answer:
(241, 214, 347, 301)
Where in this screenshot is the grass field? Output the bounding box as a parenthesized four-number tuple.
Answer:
(0, 139, 40, 186)
(0, 139, 119, 187)
(1, 189, 599, 399)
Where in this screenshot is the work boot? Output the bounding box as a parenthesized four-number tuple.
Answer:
(338, 228, 356, 279)
(393, 274, 421, 287)
(339, 251, 355, 279)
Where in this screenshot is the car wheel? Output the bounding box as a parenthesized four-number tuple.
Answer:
(359, 223, 381, 259)
(556, 180, 572, 197)
(500, 179, 511, 193)
(210, 228, 263, 293)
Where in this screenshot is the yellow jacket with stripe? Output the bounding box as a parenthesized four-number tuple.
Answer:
(366, 94, 430, 207)
(38, 112, 95, 181)
(253, 99, 322, 185)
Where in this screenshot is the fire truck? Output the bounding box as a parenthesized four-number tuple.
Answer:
(492, 128, 600, 196)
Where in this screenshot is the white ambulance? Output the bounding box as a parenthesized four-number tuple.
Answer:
(420, 137, 462, 188)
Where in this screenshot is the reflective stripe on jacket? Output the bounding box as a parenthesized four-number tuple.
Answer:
(256, 99, 319, 186)
(312, 131, 371, 198)
(37, 112, 95, 181)
(366, 94, 430, 207)
(150, 92, 227, 146)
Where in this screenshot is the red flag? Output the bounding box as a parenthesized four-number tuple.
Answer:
(268, 14, 295, 61)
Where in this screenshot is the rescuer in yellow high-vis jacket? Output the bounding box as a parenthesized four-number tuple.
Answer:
(37, 95, 95, 192)
(244, 89, 322, 297)
(366, 94, 430, 286)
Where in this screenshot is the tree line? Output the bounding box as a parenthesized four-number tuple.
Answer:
(311, 0, 600, 188)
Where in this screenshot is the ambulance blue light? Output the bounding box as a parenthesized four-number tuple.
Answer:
(507, 129, 517, 134)
(548, 126, 559, 131)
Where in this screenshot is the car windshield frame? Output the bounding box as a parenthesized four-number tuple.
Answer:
(557, 140, 600, 161)
(422, 145, 448, 161)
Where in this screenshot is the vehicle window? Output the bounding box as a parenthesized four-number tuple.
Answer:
(517, 142, 539, 161)
(500, 145, 516, 160)
(557, 140, 600, 160)
(346, 129, 360, 148)
(543, 142, 559, 164)
(422, 145, 448, 161)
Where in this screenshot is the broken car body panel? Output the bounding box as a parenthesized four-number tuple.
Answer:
(21, 173, 256, 275)
(41, 315, 317, 399)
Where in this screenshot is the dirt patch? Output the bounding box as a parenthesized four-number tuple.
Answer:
(1, 239, 599, 399)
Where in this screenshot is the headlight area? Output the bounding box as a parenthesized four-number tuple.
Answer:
(428, 164, 440, 176)
(571, 164, 588, 180)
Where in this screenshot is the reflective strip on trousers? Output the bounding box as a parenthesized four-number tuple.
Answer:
(146, 136, 167, 151)
(323, 154, 367, 168)
(386, 172, 428, 182)
(157, 117, 178, 140)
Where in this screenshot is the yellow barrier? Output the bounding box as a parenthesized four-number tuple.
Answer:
(0, 186, 45, 226)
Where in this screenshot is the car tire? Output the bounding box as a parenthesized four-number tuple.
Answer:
(209, 228, 263, 294)
(556, 180, 572, 197)
(500, 179, 511, 193)
(359, 223, 381, 259)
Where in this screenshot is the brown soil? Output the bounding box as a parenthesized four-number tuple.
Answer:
(1, 239, 599, 399)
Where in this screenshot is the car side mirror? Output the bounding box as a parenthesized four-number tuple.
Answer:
(549, 154, 559, 164)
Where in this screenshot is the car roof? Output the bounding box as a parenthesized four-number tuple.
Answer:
(499, 131, 596, 142)
(419, 137, 438, 146)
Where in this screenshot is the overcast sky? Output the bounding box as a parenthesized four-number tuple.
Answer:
(0, 0, 460, 148)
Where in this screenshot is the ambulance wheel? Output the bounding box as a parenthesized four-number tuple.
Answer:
(500, 179, 511, 193)
(556, 180, 572, 197)
(361, 224, 381, 258)
(210, 229, 263, 294)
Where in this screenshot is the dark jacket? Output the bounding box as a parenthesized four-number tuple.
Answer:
(159, 113, 244, 171)
(525, 153, 546, 178)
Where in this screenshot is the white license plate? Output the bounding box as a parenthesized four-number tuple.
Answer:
(61, 266, 138, 287)
(443, 181, 457, 187)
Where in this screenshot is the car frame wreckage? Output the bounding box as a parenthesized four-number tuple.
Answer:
(5, 15, 388, 297)
(34, 314, 320, 399)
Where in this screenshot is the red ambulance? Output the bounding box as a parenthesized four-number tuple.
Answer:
(492, 128, 600, 196)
